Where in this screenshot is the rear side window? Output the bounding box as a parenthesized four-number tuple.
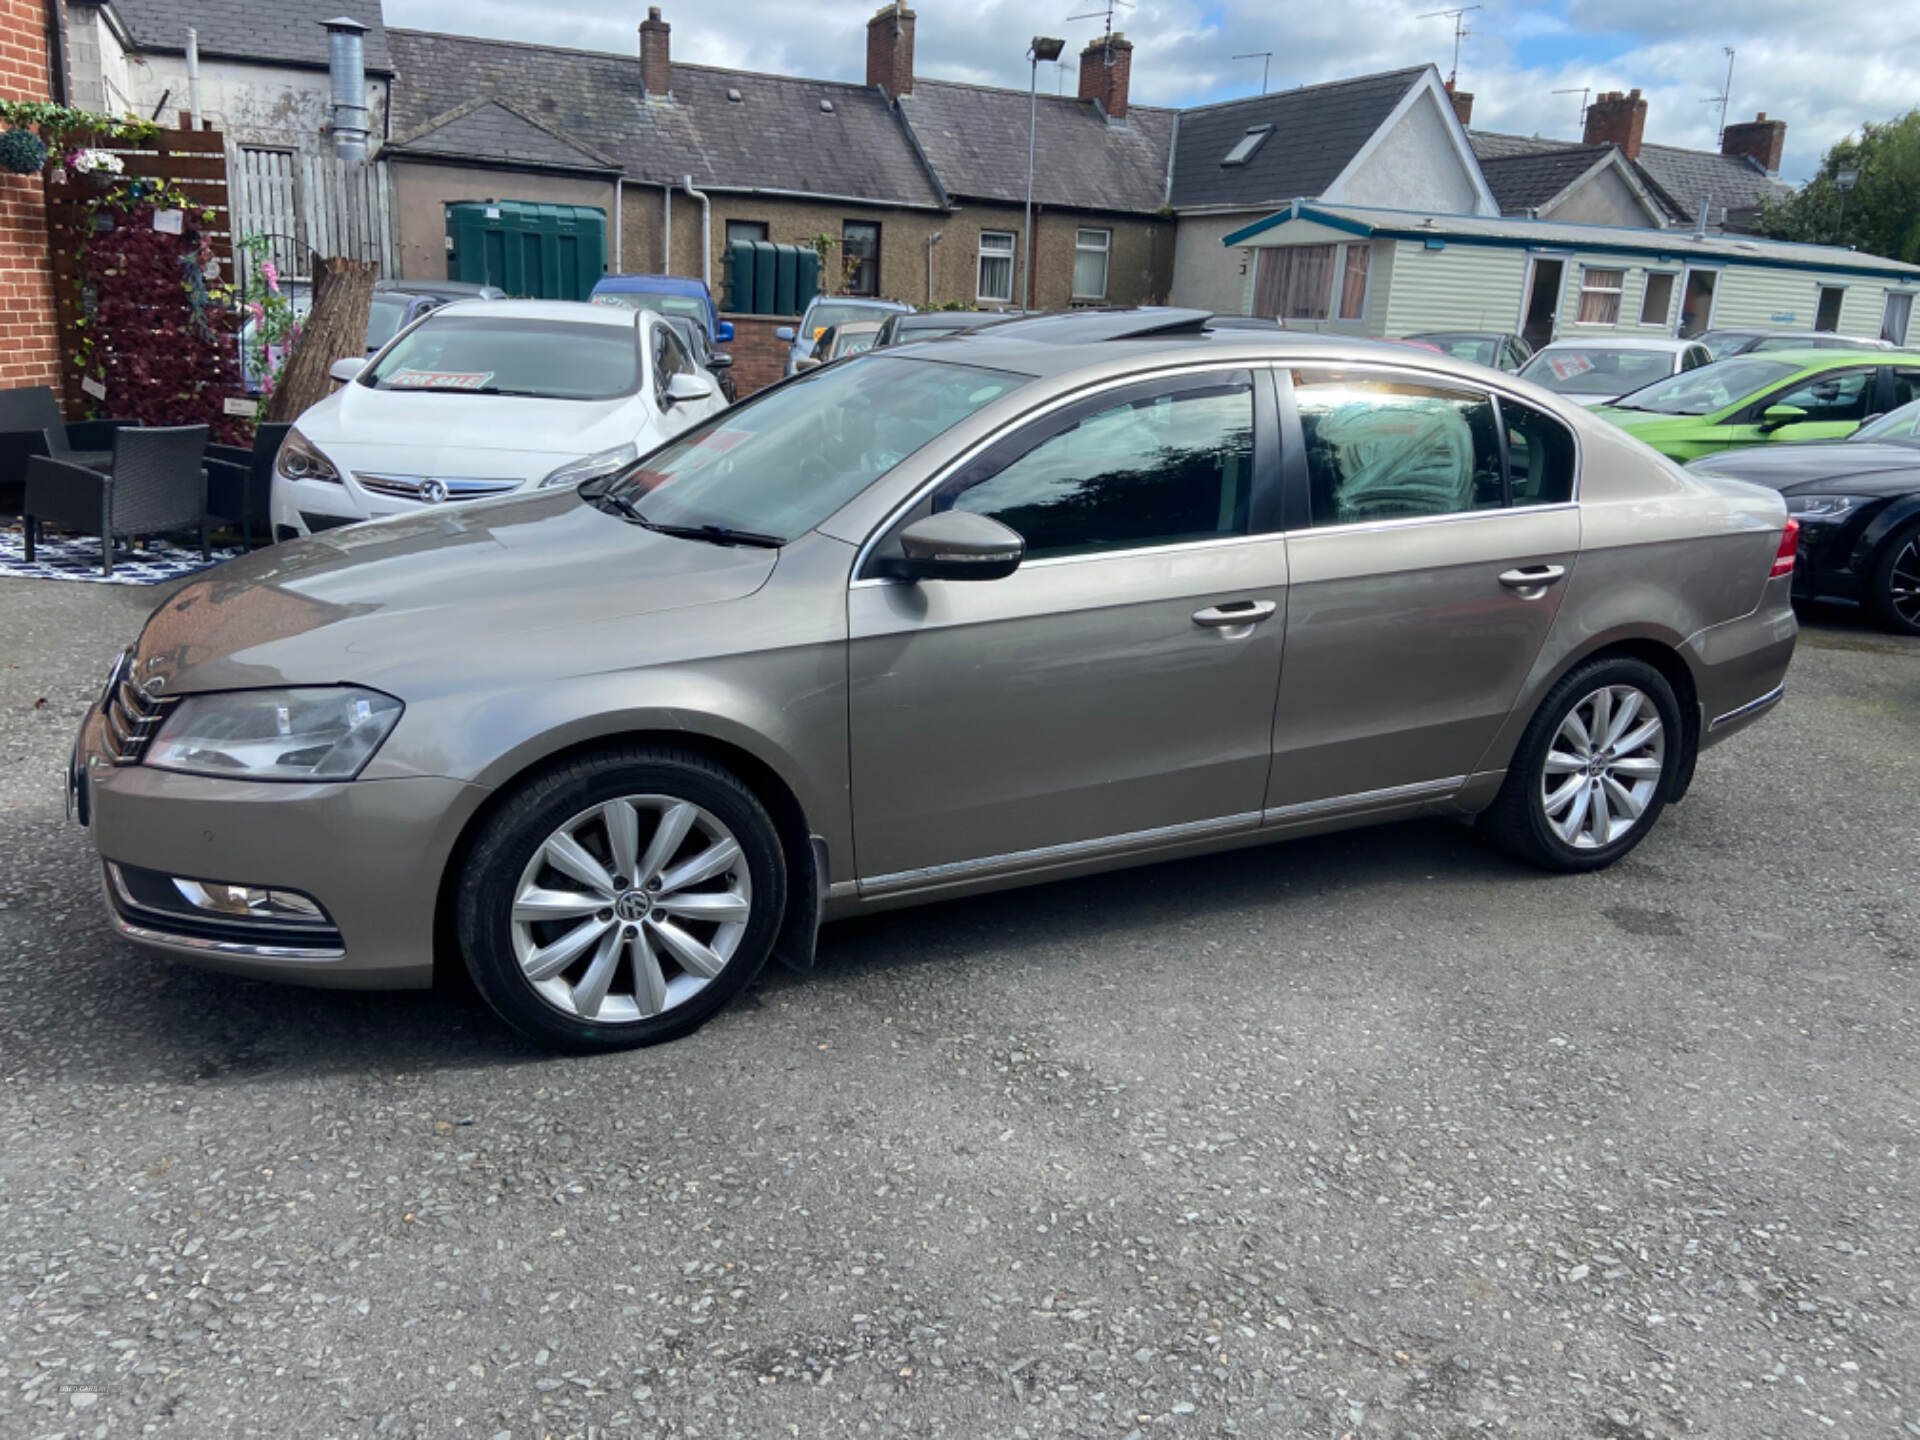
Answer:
(934, 373, 1256, 560)
(1292, 371, 1503, 526)
(1501, 398, 1577, 505)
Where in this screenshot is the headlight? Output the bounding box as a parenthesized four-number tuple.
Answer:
(540, 443, 639, 489)
(146, 687, 403, 781)
(275, 427, 342, 484)
(1784, 494, 1871, 522)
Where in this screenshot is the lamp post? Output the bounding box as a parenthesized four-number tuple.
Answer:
(1023, 36, 1065, 310)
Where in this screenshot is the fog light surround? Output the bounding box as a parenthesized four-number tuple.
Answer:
(105, 861, 344, 957)
(171, 878, 331, 925)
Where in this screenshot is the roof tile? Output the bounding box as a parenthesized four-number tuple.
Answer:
(107, 0, 391, 72)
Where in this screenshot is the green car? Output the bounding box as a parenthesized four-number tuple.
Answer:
(1594, 349, 1920, 463)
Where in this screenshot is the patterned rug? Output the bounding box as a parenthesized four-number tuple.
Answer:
(0, 527, 245, 585)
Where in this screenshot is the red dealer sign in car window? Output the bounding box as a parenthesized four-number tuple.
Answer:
(386, 369, 495, 391)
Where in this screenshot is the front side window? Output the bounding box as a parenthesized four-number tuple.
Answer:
(1640, 272, 1676, 327)
(364, 294, 413, 351)
(651, 322, 695, 406)
(842, 221, 880, 297)
(1292, 371, 1503, 526)
(1073, 228, 1111, 299)
(611, 356, 1027, 543)
(932, 374, 1256, 561)
(1760, 367, 1875, 424)
(1891, 370, 1920, 412)
(1519, 346, 1678, 397)
(1609, 357, 1799, 415)
(978, 230, 1015, 303)
(364, 316, 639, 400)
(1253, 244, 1335, 321)
(1577, 268, 1626, 325)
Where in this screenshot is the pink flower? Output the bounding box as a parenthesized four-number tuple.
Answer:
(249, 301, 266, 325)
(261, 260, 279, 294)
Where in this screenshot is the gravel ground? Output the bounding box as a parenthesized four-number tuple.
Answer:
(1, 573, 1916, 1440)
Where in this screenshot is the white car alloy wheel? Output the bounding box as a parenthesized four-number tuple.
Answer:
(509, 795, 752, 1023)
(1539, 684, 1666, 850)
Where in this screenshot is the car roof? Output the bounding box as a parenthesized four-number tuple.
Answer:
(1713, 328, 1889, 344)
(374, 279, 503, 297)
(1530, 337, 1703, 354)
(1744, 347, 1920, 370)
(593, 274, 711, 296)
(1409, 330, 1510, 339)
(431, 298, 641, 327)
(807, 296, 912, 313)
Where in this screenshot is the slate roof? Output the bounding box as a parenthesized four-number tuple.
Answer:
(1168, 66, 1429, 211)
(385, 28, 945, 208)
(896, 80, 1174, 213)
(1634, 143, 1792, 232)
(386, 98, 620, 173)
(106, 0, 391, 72)
(1476, 145, 1613, 213)
(1466, 129, 1571, 163)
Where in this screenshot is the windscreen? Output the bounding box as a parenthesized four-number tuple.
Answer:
(363, 316, 639, 399)
(1608, 357, 1799, 415)
(605, 355, 1028, 543)
(1853, 399, 1920, 443)
(1519, 348, 1675, 396)
(364, 295, 412, 350)
(1414, 335, 1498, 366)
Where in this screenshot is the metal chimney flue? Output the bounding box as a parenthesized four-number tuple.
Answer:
(321, 16, 371, 160)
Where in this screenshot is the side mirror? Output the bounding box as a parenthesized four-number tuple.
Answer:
(1760, 403, 1808, 430)
(773, 326, 795, 342)
(791, 356, 821, 374)
(715, 320, 735, 343)
(707, 352, 734, 369)
(875, 510, 1025, 582)
(329, 357, 365, 384)
(664, 372, 715, 406)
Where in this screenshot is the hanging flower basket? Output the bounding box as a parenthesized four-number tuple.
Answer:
(0, 127, 48, 175)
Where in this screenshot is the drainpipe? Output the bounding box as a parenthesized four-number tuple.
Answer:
(663, 184, 672, 272)
(682, 174, 711, 288)
(612, 175, 623, 272)
(925, 229, 942, 304)
(185, 27, 202, 130)
(44, 0, 70, 105)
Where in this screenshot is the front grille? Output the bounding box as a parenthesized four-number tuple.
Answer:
(100, 658, 172, 765)
(354, 473, 521, 503)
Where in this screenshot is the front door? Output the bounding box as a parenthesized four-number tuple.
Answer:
(848, 368, 1287, 887)
(1679, 268, 1719, 337)
(1520, 258, 1564, 352)
(1267, 368, 1580, 811)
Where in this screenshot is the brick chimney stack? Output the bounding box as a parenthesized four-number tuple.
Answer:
(865, 3, 916, 99)
(1078, 33, 1133, 122)
(640, 6, 671, 101)
(1583, 88, 1647, 160)
(1444, 78, 1473, 126)
(1721, 112, 1787, 174)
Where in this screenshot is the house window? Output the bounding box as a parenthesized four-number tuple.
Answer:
(1815, 285, 1845, 332)
(1073, 228, 1111, 299)
(978, 230, 1016, 303)
(1253, 244, 1336, 321)
(1338, 244, 1370, 321)
(725, 220, 769, 248)
(1220, 125, 1273, 166)
(1576, 268, 1625, 325)
(842, 221, 880, 297)
(1639, 272, 1676, 327)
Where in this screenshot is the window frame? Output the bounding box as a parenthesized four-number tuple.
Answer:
(1638, 270, 1678, 328)
(725, 219, 770, 248)
(842, 220, 881, 298)
(1813, 283, 1847, 333)
(1882, 290, 1914, 347)
(1072, 227, 1112, 301)
(977, 229, 1017, 304)
(1576, 266, 1627, 327)
(1252, 242, 1370, 324)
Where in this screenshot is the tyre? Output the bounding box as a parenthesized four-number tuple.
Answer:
(1870, 519, 1920, 636)
(456, 747, 786, 1051)
(1480, 655, 1683, 873)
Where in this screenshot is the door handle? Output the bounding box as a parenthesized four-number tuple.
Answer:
(1498, 565, 1567, 590)
(1193, 600, 1278, 629)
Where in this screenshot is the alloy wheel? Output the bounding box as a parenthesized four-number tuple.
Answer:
(1539, 684, 1666, 851)
(1888, 537, 1920, 629)
(509, 795, 752, 1023)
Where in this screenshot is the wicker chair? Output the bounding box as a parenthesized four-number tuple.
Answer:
(23, 425, 211, 578)
(205, 422, 290, 550)
(0, 385, 135, 511)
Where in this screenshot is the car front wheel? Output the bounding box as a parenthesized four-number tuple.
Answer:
(1870, 519, 1920, 636)
(456, 747, 786, 1051)
(1481, 656, 1684, 873)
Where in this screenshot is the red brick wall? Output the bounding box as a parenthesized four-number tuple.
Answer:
(0, 0, 59, 396)
(721, 312, 794, 398)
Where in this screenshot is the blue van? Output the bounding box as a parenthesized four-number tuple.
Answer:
(588, 274, 734, 345)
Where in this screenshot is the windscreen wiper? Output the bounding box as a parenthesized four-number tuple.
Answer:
(637, 519, 784, 549)
(580, 481, 645, 521)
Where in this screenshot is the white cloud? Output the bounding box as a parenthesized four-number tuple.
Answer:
(381, 0, 1918, 183)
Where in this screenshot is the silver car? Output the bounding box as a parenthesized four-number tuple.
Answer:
(69, 309, 1798, 1052)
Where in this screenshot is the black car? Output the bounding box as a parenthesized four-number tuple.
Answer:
(1689, 399, 1920, 633)
(873, 309, 1029, 347)
(1406, 331, 1532, 372)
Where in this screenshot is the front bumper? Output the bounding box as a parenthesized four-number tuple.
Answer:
(74, 698, 491, 988)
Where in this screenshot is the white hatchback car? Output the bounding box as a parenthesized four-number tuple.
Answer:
(270, 300, 728, 539)
(1516, 337, 1715, 409)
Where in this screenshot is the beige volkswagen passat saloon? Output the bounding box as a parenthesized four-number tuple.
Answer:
(70, 310, 1798, 1052)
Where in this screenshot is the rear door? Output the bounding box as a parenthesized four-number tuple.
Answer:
(1267, 367, 1581, 812)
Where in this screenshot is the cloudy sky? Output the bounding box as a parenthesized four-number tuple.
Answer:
(382, 0, 1918, 183)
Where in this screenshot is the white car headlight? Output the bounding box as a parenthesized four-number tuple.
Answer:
(1784, 494, 1871, 522)
(146, 687, 403, 781)
(540, 443, 640, 489)
(275, 427, 343, 484)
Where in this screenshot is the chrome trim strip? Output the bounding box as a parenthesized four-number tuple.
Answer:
(354, 473, 521, 502)
(859, 810, 1261, 893)
(1288, 501, 1578, 541)
(111, 915, 346, 962)
(1262, 775, 1466, 824)
(1708, 683, 1784, 732)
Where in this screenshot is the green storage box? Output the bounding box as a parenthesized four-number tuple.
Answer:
(445, 201, 607, 301)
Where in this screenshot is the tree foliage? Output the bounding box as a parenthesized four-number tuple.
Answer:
(1759, 109, 1920, 264)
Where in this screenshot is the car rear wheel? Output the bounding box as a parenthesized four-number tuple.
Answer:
(1480, 656, 1683, 873)
(456, 748, 786, 1051)
(1870, 520, 1920, 636)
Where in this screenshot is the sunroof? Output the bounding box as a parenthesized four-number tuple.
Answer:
(1221, 125, 1273, 167)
